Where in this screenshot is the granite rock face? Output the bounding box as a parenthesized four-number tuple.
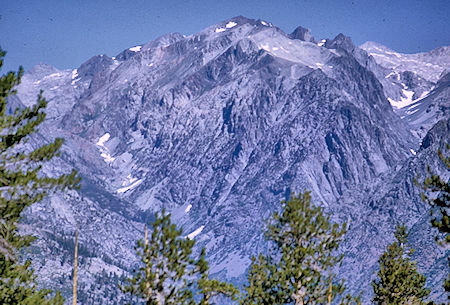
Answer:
(12, 16, 449, 304)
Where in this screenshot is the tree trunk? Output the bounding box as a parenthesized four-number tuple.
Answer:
(72, 227, 78, 305)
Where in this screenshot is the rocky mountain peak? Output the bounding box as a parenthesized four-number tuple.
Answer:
(27, 63, 60, 78)
(289, 25, 315, 42)
(77, 54, 114, 79)
(325, 33, 355, 53)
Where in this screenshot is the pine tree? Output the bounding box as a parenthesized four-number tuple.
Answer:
(196, 248, 239, 305)
(121, 210, 237, 305)
(121, 210, 194, 305)
(240, 254, 285, 305)
(420, 144, 449, 245)
(241, 191, 348, 305)
(0, 49, 80, 304)
(371, 225, 430, 305)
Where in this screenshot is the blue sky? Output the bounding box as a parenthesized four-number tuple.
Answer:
(1, 0, 449, 72)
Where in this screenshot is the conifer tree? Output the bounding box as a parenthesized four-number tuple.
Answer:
(371, 225, 430, 305)
(121, 210, 195, 305)
(241, 191, 348, 305)
(240, 254, 285, 305)
(121, 210, 237, 305)
(196, 248, 239, 305)
(0, 49, 80, 304)
(420, 144, 449, 245)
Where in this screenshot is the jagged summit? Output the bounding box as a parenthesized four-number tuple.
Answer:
(200, 16, 268, 34)
(289, 25, 315, 42)
(325, 33, 355, 52)
(214, 16, 275, 29)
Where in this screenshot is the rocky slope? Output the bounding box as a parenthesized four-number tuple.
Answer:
(11, 16, 449, 304)
(360, 41, 450, 138)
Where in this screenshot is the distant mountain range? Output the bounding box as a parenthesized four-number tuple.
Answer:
(10, 16, 449, 304)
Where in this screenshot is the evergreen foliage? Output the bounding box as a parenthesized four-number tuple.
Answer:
(241, 191, 350, 305)
(371, 225, 430, 305)
(196, 248, 239, 305)
(121, 210, 195, 305)
(420, 144, 450, 245)
(121, 209, 237, 305)
(0, 48, 80, 304)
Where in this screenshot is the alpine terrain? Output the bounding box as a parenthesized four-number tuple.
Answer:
(9, 16, 449, 304)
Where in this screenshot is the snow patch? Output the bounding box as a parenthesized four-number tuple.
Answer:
(384, 71, 399, 79)
(402, 89, 414, 101)
(117, 179, 143, 194)
(419, 90, 430, 99)
(225, 21, 237, 28)
(260, 43, 270, 52)
(96, 133, 115, 163)
(122, 174, 138, 186)
(71, 69, 78, 79)
(388, 88, 416, 109)
(317, 39, 326, 47)
(47, 72, 63, 78)
(185, 204, 192, 213)
(100, 152, 115, 163)
(215, 27, 226, 33)
(385, 50, 401, 58)
(261, 20, 268, 26)
(410, 149, 416, 155)
(187, 226, 204, 239)
(406, 108, 419, 115)
(96, 133, 111, 147)
(71, 69, 80, 85)
(129, 46, 142, 52)
(408, 103, 421, 110)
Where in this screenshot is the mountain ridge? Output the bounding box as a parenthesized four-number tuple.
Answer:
(11, 16, 449, 304)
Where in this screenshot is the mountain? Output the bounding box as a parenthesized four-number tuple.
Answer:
(360, 41, 450, 138)
(11, 16, 449, 304)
